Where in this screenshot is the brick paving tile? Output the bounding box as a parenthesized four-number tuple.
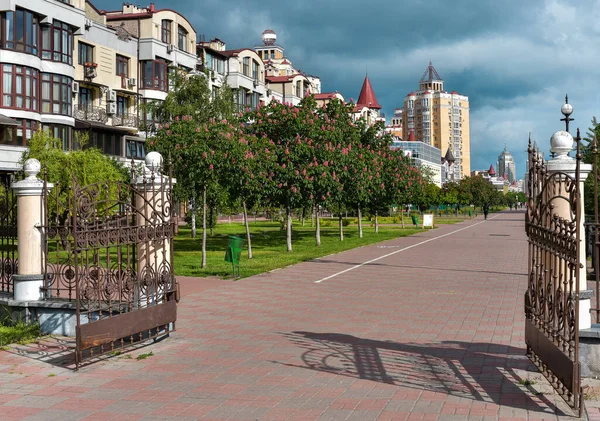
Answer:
(0, 211, 588, 420)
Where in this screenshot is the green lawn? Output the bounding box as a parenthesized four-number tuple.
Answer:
(173, 217, 467, 279)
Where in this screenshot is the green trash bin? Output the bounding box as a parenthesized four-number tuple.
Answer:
(411, 215, 418, 226)
(225, 236, 243, 278)
(469, 210, 473, 217)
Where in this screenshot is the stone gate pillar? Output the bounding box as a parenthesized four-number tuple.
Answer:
(134, 152, 175, 308)
(11, 159, 53, 301)
(546, 130, 592, 330)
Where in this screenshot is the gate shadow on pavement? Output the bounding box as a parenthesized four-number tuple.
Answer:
(276, 331, 567, 416)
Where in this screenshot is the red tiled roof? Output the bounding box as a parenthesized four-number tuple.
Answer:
(221, 48, 256, 57)
(488, 164, 496, 176)
(104, 8, 196, 32)
(407, 92, 415, 96)
(266, 74, 307, 83)
(451, 90, 458, 94)
(356, 75, 381, 109)
(314, 93, 337, 100)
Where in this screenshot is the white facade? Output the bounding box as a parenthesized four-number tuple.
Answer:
(0, 0, 86, 171)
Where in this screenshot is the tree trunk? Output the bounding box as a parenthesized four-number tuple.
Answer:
(209, 206, 214, 237)
(315, 205, 321, 246)
(339, 213, 344, 241)
(375, 211, 379, 234)
(190, 195, 197, 239)
(286, 202, 292, 252)
(456, 205, 459, 217)
(358, 205, 363, 238)
(201, 186, 207, 268)
(401, 208, 405, 228)
(242, 199, 252, 259)
(301, 207, 305, 227)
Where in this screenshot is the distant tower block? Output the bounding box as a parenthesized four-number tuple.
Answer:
(262, 29, 277, 45)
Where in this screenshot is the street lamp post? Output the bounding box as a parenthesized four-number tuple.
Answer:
(560, 94, 574, 133)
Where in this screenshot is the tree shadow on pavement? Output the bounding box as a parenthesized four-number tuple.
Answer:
(276, 331, 571, 417)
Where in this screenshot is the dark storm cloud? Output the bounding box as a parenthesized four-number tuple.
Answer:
(103, 0, 600, 178)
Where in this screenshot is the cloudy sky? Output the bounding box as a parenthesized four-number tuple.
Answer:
(108, 0, 600, 178)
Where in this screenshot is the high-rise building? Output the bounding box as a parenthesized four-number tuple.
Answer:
(497, 145, 516, 184)
(402, 62, 470, 179)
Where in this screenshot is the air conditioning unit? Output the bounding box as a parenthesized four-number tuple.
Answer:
(106, 89, 116, 102)
(106, 102, 116, 115)
(128, 78, 136, 87)
(72, 81, 79, 93)
(84, 18, 93, 29)
(167, 44, 175, 53)
(266, 89, 272, 96)
(253, 79, 259, 88)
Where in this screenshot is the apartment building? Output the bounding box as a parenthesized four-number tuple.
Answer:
(0, 0, 86, 174)
(385, 108, 403, 138)
(402, 62, 471, 179)
(255, 29, 320, 106)
(72, 1, 142, 160)
(0, 0, 201, 175)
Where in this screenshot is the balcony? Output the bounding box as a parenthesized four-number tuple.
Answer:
(74, 105, 108, 124)
(113, 115, 139, 128)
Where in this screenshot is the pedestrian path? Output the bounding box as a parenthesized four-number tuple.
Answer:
(0, 211, 582, 420)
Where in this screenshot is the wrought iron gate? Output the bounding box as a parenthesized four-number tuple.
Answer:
(525, 135, 583, 415)
(42, 162, 179, 367)
(0, 173, 17, 294)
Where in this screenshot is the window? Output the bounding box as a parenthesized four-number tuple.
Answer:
(10, 119, 36, 146)
(177, 25, 187, 51)
(216, 58, 224, 74)
(243, 57, 249, 76)
(78, 42, 94, 65)
(79, 87, 93, 109)
(1, 64, 39, 112)
(252, 60, 259, 80)
(0, 119, 35, 146)
(116, 55, 129, 78)
(42, 21, 73, 64)
(270, 50, 275, 59)
(140, 60, 168, 91)
(205, 54, 213, 71)
(41, 73, 72, 115)
(91, 132, 122, 156)
(161, 20, 171, 44)
(4, 9, 38, 54)
(141, 98, 160, 130)
(116, 96, 128, 117)
(42, 124, 73, 151)
(126, 139, 146, 159)
(295, 81, 301, 97)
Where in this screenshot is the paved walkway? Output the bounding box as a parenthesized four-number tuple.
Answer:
(0, 211, 585, 420)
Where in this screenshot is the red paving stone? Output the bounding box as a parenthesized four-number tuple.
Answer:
(0, 211, 587, 420)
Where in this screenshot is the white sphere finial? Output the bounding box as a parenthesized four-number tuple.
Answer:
(145, 151, 163, 173)
(550, 130, 574, 160)
(24, 158, 41, 179)
(561, 102, 573, 117)
(261, 29, 277, 46)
